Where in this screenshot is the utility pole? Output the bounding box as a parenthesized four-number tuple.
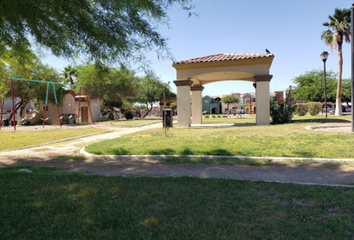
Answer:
(351, 3, 354, 132)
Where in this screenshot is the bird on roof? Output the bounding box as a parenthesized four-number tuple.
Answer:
(265, 49, 271, 54)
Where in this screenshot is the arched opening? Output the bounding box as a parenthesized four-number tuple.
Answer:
(200, 80, 256, 121)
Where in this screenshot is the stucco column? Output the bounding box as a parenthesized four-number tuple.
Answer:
(174, 80, 193, 128)
(191, 86, 204, 125)
(253, 75, 272, 125)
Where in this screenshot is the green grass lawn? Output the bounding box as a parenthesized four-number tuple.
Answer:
(97, 119, 161, 127)
(291, 114, 352, 124)
(85, 115, 354, 159)
(201, 114, 351, 125)
(1, 166, 354, 239)
(0, 128, 109, 150)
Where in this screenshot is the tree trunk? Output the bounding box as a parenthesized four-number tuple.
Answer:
(142, 103, 153, 118)
(134, 106, 142, 118)
(6, 101, 22, 121)
(106, 102, 120, 120)
(335, 41, 343, 116)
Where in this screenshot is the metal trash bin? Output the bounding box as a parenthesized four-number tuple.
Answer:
(162, 109, 173, 127)
(3, 120, 9, 126)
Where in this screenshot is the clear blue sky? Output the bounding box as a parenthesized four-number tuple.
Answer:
(43, 0, 353, 97)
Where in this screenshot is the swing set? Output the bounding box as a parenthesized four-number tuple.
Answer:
(1, 77, 94, 131)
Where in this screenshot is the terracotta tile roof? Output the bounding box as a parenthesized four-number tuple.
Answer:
(174, 53, 273, 65)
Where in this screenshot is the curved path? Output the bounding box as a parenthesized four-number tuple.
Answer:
(1, 123, 354, 186)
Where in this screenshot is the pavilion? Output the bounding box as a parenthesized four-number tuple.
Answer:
(173, 53, 274, 128)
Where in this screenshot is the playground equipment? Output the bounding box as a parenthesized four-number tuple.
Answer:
(1, 77, 94, 131)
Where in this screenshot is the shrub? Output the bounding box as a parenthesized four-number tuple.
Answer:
(222, 115, 227, 118)
(212, 114, 216, 118)
(125, 111, 134, 120)
(295, 103, 308, 116)
(204, 114, 209, 118)
(307, 102, 322, 116)
(217, 114, 221, 118)
(270, 90, 295, 124)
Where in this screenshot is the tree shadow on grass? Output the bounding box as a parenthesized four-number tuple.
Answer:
(112, 148, 129, 155)
(289, 151, 315, 158)
(148, 148, 175, 155)
(233, 123, 257, 127)
(203, 149, 233, 156)
(149, 148, 233, 157)
(148, 147, 233, 157)
(181, 147, 194, 155)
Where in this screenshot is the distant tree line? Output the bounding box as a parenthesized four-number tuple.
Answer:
(292, 69, 351, 104)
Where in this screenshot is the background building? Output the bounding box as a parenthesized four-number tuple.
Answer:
(221, 93, 241, 114)
(202, 95, 221, 114)
(241, 93, 256, 114)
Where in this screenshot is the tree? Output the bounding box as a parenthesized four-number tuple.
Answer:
(341, 78, 352, 105)
(76, 63, 139, 119)
(133, 104, 147, 118)
(170, 102, 177, 115)
(292, 69, 338, 102)
(321, 8, 351, 116)
(132, 72, 172, 118)
(0, 0, 193, 64)
(221, 95, 240, 114)
(61, 66, 78, 85)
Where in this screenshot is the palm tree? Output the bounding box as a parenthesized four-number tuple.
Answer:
(61, 65, 78, 85)
(221, 95, 240, 114)
(321, 8, 351, 116)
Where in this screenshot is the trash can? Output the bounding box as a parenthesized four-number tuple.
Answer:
(162, 109, 173, 127)
(3, 119, 9, 126)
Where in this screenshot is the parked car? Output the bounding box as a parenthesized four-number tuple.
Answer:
(326, 108, 333, 113)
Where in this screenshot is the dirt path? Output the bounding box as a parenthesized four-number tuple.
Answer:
(1, 123, 354, 185)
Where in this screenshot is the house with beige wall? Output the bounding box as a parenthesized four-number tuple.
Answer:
(39, 90, 100, 125)
(1, 91, 100, 126)
(75, 95, 101, 123)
